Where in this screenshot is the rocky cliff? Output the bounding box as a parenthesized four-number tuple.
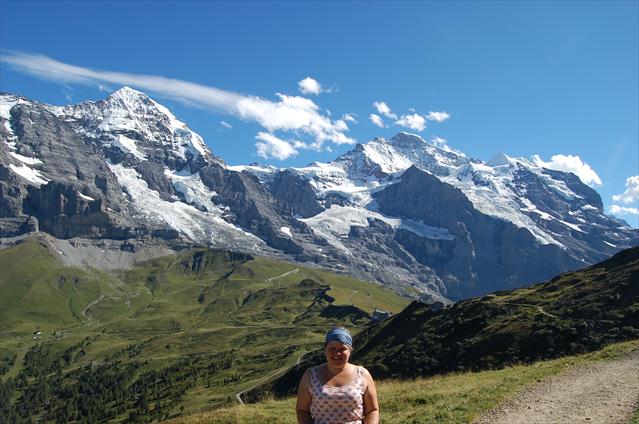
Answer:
(2, 88, 636, 301)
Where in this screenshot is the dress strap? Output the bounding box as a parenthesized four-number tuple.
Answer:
(357, 366, 367, 392)
(310, 366, 319, 390)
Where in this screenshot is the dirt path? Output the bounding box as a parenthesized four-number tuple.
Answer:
(266, 268, 299, 285)
(498, 301, 558, 319)
(82, 295, 106, 320)
(475, 349, 639, 424)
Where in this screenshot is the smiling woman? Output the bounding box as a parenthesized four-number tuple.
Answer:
(296, 327, 379, 424)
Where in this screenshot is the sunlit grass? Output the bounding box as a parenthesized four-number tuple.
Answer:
(0, 236, 410, 416)
(170, 339, 639, 424)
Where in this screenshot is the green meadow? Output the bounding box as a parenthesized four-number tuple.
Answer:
(0, 236, 409, 422)
(2, 237, 637, 423)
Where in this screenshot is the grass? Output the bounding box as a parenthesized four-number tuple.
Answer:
(0, 236, 410, 419)
(169, 339, 639, 424)
(4, 238, 635, 422)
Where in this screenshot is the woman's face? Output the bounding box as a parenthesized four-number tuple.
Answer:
(325, 341, 352, 367)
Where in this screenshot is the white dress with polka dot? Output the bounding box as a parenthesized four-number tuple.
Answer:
(309, 365, 367, 424)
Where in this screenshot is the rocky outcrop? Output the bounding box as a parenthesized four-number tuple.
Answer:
(345, 218, 447, 298)
(134, 161, 176, 201)
(199, 164, 317, 255)
(270, 170, 323, 218)
(374, 166, 582, 298)
(1, 97, 136, 239)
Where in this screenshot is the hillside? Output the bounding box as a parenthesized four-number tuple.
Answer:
(168, 339, 639, 424)
(0, 234, 409, 423)
(253, 246, 639, 399)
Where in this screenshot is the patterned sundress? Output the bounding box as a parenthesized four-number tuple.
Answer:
(309, 365, 367, 424)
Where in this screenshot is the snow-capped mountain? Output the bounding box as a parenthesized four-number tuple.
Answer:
(291, 132, 623, 258)
(1, 88, 636, 301)
(0, 88, 268, 250)
(234, 131, 637, 298)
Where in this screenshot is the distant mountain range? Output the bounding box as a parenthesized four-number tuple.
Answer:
(1, 87, 637, 301)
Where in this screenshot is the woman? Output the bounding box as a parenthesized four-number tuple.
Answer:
(296, 327, 379, 424)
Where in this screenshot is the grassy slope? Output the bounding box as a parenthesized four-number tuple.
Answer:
(352, 246, 639, 378)
(169, 339, 639, 424)
(250, 246, 639, 401)
(0, 235, 409, 419)
(0, 238, 119, 333)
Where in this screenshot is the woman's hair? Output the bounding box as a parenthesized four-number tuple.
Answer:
(325, 326, 353, 348)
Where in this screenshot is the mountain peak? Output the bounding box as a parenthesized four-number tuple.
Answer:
(106, 86, 153, 108)
(487, 152, 514, 167)
(390, 132, 426, 145)
(110, 86, 148, 99)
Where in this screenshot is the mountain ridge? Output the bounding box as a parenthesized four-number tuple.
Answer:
(1, 88, 637, 301)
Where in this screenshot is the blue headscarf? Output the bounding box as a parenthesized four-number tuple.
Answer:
(325, 327, 353, 347)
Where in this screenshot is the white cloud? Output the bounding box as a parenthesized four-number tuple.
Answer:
(2, 52, 355, 150)
(395, 113, 427, 131)
(255, 132, 298, 160)
(431, 136, 448, 147)
(341, 113, 357, 123)
(220, 121, 232, 129)
(237, 92, 354, 146)
(532, 154, 602, 187)
(298, 77, 324, 95)
(430, 136, 465, 156)
(369, 114, 385, 128)
(609, 205, 639, 216)
(373, 101, 397, 119)
(612, 176, 639, 205)
(426, 111, 450, 122)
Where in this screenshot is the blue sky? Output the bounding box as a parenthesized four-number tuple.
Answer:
(1, 1, 637, 226)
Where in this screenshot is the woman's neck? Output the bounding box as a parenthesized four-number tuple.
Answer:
(326, 362, 349, 375)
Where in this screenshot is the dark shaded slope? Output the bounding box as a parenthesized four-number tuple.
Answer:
(355, 246, 638, 378)
(251, 246, 639, 400)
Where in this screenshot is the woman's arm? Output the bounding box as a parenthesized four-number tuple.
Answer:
(362, 368, 379, 424)
(296, 369, 314, 424)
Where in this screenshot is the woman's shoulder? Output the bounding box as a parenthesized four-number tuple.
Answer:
(298, 367, 314, 390)
(303, 364, 323, 380)
(309, 363, 324, 374)
(356, 365, 374, 381)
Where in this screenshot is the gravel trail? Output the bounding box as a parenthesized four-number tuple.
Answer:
(475, 349, 639, 424)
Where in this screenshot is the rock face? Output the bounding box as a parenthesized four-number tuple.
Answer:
(270, 170, 324, 218)
(1, 89, 637, 301)
(198, 164, 321, 256)
(373, 166, 581, 298)
(1, 94, 135, 239)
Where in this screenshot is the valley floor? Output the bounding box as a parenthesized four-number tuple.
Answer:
(167, 339, 639, 424)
